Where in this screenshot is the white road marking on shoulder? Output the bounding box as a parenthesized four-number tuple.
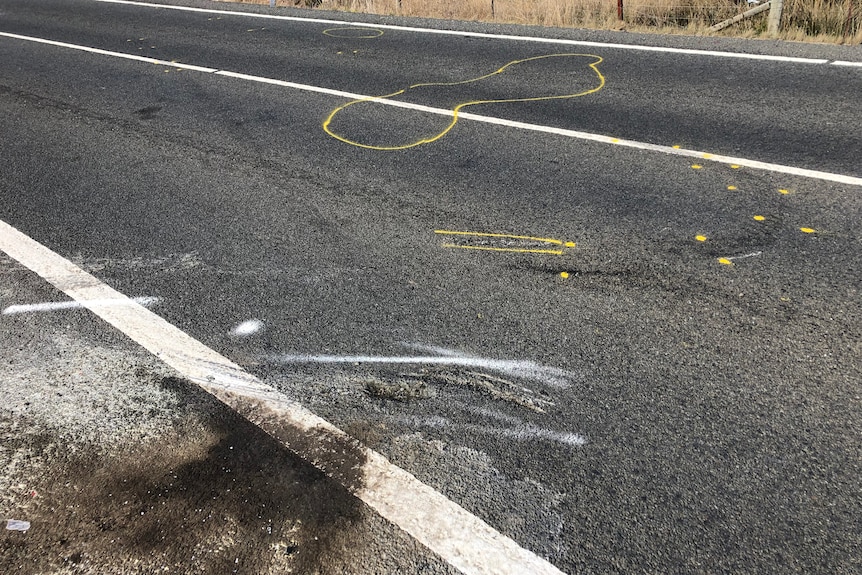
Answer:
(1, 30, 859, 186)
(832, 61, 862, 67)
(2, 296, 160, 315)
(0, 218, 566, 575)
(89, 0, 836, 65)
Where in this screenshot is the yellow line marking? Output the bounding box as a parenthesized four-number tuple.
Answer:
(691, 164, 702, 169)
(717, 257, 733, 265)
(434, 230, 565, 245)
(753, 215, 766, 221)
(695, 235, 707, 242)
(324, 53, 605, 150)
(442, 244, 564, 255)
(800, 227, 816, 233)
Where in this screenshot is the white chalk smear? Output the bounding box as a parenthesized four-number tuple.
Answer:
(394, 414, 587, 447)
(231, 318, 265, 336)
(5, 519, 31, 531)
(267, 348, 572, 389)
(726, 251, 763, 261)
(2, 296, 160, 315)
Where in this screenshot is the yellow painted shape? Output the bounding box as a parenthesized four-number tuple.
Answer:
(727, 185, 737, 190)
(691, 164, 702, 169)
(779, 189, 790, 195)
(695, 235, 707, 242)
(560, 272, 570, 279)
(611, 138, 620, 143)
(800, 227, 816, 234)
(564, 241, 576, 248)
(702, 153, 713, 159)
(323, 27, 384, 39)
(753, 215, 766, 221)
(324, 53, 605, 150)
(442, 244, 563, 255)
(718, 258, 733, 265)
(672, 145, 681, 149)
(730, 164, 740, 169)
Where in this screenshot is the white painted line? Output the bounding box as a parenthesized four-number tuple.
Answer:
(0, 31, 218, 72)
(89, 0, 835, 65)
(725, 251, 763, 261)
(2, 296, 160, 315)
(266, 352, 572, 388)
(0, 217, 566, 575)
(2, 31, 860, 186)
(832, 61, 862, 68)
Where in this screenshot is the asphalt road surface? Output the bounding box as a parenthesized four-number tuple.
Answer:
(1, 0, 860, 573)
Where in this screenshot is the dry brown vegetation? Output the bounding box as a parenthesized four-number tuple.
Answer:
(236, 0, 862, 43)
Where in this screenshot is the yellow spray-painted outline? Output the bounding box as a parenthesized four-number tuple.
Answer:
(435, 230, 575, 256)
(323, 27, 384, 39)
(323, 53, 605, 150)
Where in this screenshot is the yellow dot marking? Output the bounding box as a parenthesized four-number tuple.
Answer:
(702, 153, 713, 159)
(672, 145, 681, 149)
(564, 241, 576, 248)
(695, 235, 707, 242)
(730, 164, 740, 169)
(753, 215, 766, 221)
(560, 272, 570, 279)
(691, 164, 702, 170)
(779, 189, 790, 195)
(718, 258, 733, 266)
(727, 185, 737, 190)
(800, 227, 816, 234)
(324, 54, 605, 150)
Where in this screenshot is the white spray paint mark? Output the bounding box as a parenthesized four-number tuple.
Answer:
(266, 350, 572, 388)
(2, 296, 160, 315)
(725, 251, 763, 261)
(1, 31, 860, 186)
(393, 415, 586, 447)
(230, 318, 265, 337)
(0, 218, 567, 575)
(5, 519, 31, 531)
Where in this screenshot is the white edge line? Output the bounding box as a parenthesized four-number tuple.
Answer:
(2, 30, 859, 187)
(89, 0, 835, 65)
(0, 218, 566, 575)
(832, 61, 862, 67)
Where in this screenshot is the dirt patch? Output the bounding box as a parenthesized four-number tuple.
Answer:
(0, 378, 365, 575)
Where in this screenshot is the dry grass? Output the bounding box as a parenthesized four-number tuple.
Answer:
(246, 0, 861, 43)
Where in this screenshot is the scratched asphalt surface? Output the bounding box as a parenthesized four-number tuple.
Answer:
(1, 0, 861, 573)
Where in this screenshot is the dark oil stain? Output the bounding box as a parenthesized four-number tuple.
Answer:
(135, 105, 162, 120)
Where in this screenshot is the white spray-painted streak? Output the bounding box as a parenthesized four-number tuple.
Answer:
(231, 318, 265, 337)
(393, 414, 587, 447)
(266, 353, 572, 388)
(726, 251, 763, 261)
(2, 296, 160, 315)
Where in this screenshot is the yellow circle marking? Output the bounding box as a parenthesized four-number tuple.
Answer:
(691, 164, 702, 170)
(560, 272, 570, 279)
(324, 53, 606, 150)
(753, 215, 766, 221)
(695, 235, 707, 242)
(323, 27, 384, 39)
(727, 185, 737, 191)
(718, 258, 733, 266)
(800, 227, 816, 234)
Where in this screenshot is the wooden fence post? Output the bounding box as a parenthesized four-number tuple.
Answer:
(768, 0, 784, 35)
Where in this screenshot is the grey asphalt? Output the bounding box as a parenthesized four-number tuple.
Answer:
(1, 0, 860, 573)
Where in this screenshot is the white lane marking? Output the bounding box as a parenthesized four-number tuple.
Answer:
(0, 31, 218, 72)
(266, 353, 572, 388)
(2, 296, 160, 315)
(2, 31, 860, 187)
(89, 0, 842, 65)
(0, 218, 566, 575)
(832, 61, 862, 68)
